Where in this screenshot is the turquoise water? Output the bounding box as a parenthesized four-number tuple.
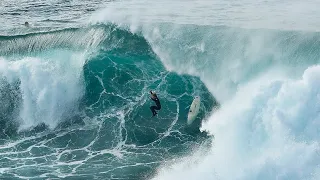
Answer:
(0, 24, 216, 179)
(1, 1, 320, 180)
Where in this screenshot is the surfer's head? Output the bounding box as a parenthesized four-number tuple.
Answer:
(150, 90, 157, 98)
(24, 22, 29, 27)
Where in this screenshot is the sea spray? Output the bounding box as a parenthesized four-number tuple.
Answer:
(0, 50, 86, 130)
(152, 65, 320, 180)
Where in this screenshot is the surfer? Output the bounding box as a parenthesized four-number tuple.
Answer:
(24, 22, 30, 27)
(149, 90, 161, 116)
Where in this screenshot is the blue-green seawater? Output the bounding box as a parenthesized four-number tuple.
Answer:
(1, 1, 320, 180)
(0, 25, 216, 179)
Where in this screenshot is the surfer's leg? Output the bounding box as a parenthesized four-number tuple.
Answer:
(150, 106, 157, 116)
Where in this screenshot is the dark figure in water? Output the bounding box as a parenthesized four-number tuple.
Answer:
(150, 90, 161, 116)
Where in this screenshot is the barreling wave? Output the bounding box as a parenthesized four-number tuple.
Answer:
(113, 21, 320, 180)
(1, 20, 319, 179)
(0, 23, 216, 179)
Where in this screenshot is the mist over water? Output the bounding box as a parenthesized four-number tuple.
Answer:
(153, 65, 320, 180)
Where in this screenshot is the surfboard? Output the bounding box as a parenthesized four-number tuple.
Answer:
(187, 96, 201, 125)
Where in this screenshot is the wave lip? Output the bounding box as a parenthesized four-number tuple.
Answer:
(0, 26, 107, 55)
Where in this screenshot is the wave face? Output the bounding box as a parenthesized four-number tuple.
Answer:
(0, 25, 216, 179)
(129, 21, 320, 180)
(91, 6, 320, 179)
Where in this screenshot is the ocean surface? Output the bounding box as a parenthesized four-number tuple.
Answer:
(0, 0, 319, 179)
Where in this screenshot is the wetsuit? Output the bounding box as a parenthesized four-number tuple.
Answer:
(150, 95, 161, 116)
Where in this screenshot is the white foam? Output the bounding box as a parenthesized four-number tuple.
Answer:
(0, 50, 85, 130)
(153, 65, 320, 180)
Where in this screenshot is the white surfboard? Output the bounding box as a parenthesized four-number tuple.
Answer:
(187, 96, 201, 125)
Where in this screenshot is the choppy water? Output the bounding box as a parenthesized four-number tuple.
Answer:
(0, 0, 319, 180)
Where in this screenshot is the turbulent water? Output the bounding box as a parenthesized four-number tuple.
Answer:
(0, 0, 320, 180)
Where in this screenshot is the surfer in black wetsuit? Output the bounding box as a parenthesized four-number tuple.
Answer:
(150, 90, 161, 116)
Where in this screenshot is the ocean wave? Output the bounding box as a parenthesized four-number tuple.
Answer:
(0, 23, 216, 179)
(1, 20, 319, 179)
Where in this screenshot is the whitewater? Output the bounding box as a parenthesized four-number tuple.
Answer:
(0, 0, 319, 179)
